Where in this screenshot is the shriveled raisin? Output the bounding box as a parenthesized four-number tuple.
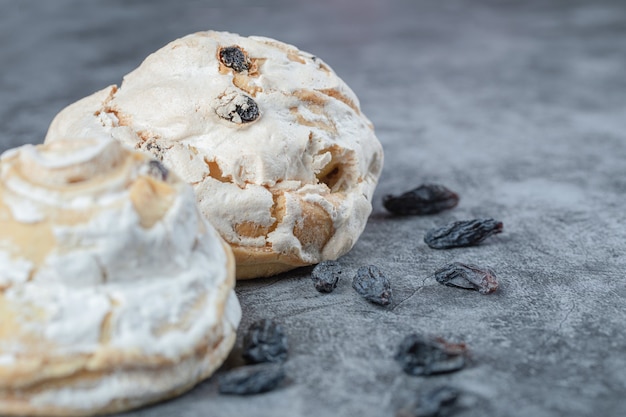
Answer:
(394, 334, 467, 376)
(219, 46, 250, 72)
(236, 96, 259, 122)
(352, 265, 392, 306)
(383, 184, 459, 215)
(397, 386, 461, 417)
(218, 363, 285, 395)
(146, 160, 168, 181)
(435, 262, 498, 294)
(216, 93, 260, 124)
(242, 319, 288, 364)
(424, 218, 503, 249)
(311, 260, 342, 293)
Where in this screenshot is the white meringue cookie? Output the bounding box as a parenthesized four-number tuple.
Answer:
(0, 138, 240, 416)
(46, 30, 384, 278)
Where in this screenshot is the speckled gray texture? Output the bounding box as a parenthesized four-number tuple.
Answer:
(1, 1, 625, 416)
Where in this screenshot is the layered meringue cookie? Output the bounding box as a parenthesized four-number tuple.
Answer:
(45, 30, 384, 279)
(0, 138, 240, 416)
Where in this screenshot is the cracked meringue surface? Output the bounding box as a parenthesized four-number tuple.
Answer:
(46, 31, 384, 279)
(0, 138, 240, 416)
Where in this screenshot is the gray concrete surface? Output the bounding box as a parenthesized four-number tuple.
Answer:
(1, 0, 625, 416)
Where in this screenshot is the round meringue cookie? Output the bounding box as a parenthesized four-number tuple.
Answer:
(45, 31, 384, 279)
(0, 138, 240, 416)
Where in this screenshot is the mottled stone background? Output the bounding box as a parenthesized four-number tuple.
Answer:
(1, 0, 625, 416)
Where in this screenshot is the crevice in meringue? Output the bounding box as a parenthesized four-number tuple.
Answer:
(316, 60, 332, 74)
(232, 74, 263, 97)
(318, 165, 341, 190)
(256, 39, 306, 64)
(315, 146, 351, 193)
(289, 107, 336, 135)
(95, 85, 133, 129)
(292, 199, 333, 254)
(292, 89, 327, 106)
(316, 88, 360, 115)
(203, 158, 232, 183)
(233, 192, 284, 243)
(93, 85, 118, 117)
(103, 106, 132, 128)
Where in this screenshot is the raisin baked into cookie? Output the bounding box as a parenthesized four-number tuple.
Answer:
(46, 31, 384, 279)
(0, 138, 240, 416)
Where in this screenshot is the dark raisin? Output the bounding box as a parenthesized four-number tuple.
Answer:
(434, 262, 498, 294)
(219, 46, 249, 72)
(397, 386, 461, 417)
(352, 265, 392, 306)
(383, 184, 459, 215)
(216, 94, 260, 124)
(147, 160, 168, 181)
(236, 96, 259, 122)
(311, 260, 342, 293)
(394, 334, 467, 376)
(218, 363, 285, 395)
(242, 319, 288, 364)
(424, 218, 503, 249)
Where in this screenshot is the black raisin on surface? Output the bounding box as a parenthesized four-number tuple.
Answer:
(216, 94, 260, 124)
(397, 386, 461, 417)
(242, 319, 288, 364)
(147, 160, 169, 181)
(383, 184, 459, 215)
(218, 363, 285, 395)
(424, 218, 503, 249)
(311, 260, 342, 293)
(219, 46, 250, 72)
(236, 96, 259, 123)
(435, 262, 498, 294)
(394, 334, 467, 376)
(352, 265, 392, 306)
